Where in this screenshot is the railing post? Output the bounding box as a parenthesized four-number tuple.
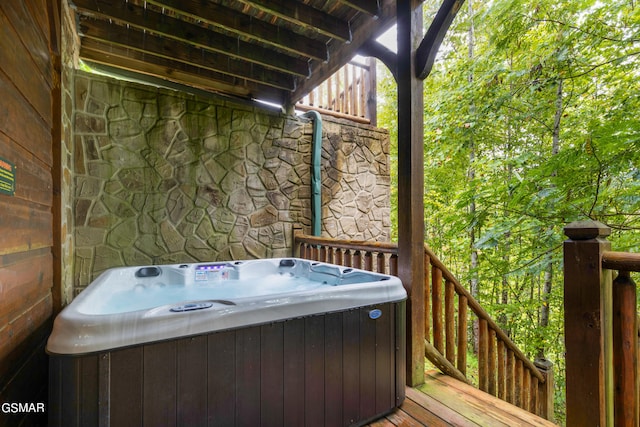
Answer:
(564, 220, 614, 427)
(534, 357, 554, 421)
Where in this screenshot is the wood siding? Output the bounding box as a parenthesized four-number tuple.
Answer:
(0, 0, 59, 425)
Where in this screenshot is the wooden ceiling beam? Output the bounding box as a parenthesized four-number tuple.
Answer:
(79, 18, 297, 91)
(80, 42, 288, 104)
(73, 0, 310, 77)
(237, 0, 352, 42)
(340, 0, 381, 17)
(146, 0, 328, 62)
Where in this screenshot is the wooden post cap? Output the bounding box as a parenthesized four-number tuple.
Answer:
(534, 357, 553, 371)
(564, 220, 611, 240)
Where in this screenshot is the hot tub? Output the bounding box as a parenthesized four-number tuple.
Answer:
(48, 258, 406, 427)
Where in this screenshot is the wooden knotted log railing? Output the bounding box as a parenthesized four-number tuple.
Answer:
(294, 233, 554, 420)
(564, 221, 640, 427)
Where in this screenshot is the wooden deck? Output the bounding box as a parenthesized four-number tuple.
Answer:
(367, 371, 558, 427)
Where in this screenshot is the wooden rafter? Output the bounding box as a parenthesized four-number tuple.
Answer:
(145, 0, 328, 62)
(74, 0, 310, 77)
(79, 20, 296, 91)
(236, 0, 352, 42)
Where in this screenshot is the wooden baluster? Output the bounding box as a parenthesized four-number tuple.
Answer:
(389, 254, 398, 276)
(318, 84, 324, 109)
(612, 270, 638, 427)
(352, 250, 362, 269)
(457, 295, 467, 376)
(327, 247, 334, 264)
(376, 252, 385, 274)
(515, 359, 523, 408)
(424, 252, 431, 344)
(531, 374, 539, 416)
(497, 340, 506, 400)
(349, 65, 356, 115)
(319, 246, 327, 263)
(488, 329, 496, 396)
(344, 249, 352, 267)
(334, 248, 343, 266)
(522, 368, 531, 411)
(303, 243, 311, 259)
(311, 245, 319, 261)
(364, 251, 373, 271)
(478, 318, 489, 392)
(358, 68, 367, 117)
(343, 65, 348, 113)
(308, 88, 315, 106)
(506, 349, 515, 404)
(297, 242, 304, 258)
(445, 280, 455, 364)
(432, 267, 444, 353)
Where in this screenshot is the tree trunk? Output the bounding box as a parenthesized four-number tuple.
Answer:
(466, 0, 480, 353)
(538, 78, 563, 358)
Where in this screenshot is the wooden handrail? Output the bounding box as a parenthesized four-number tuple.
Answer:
(294, 233, 552, 420)
(423, 244, 545, 383)
(602, 250, 640, 272)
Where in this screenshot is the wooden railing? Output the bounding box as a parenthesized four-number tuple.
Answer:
(296, 59, 377, 125)
(564, 221, 640, 427)
(294, 233, 554, 420)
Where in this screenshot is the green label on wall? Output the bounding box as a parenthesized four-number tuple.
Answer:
(0, 157, 16, 196)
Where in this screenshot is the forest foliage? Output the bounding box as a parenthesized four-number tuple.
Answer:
(377, 0, 640, 421)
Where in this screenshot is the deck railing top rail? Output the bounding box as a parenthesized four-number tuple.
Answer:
(602, 250, 640, 272)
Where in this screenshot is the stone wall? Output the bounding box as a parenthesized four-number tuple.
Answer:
(70, 71, 390, 293)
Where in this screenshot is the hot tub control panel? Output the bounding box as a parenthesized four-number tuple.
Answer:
(195, 263, 232, 282)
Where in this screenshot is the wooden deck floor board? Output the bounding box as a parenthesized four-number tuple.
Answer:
(366, 371, 558, 427)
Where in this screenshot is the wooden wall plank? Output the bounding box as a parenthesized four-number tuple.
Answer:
(0, 198, 52, 255)
(0, 2, 53, 91)
(0, 294, 51, 381)
(0, 9, 52, 126)
(0, 134, 53, 207)
(0, 75, 52, 165)
(0, 250, 52, 327)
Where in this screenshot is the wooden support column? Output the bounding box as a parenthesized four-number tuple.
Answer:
(397, 0, 425, 387)
(563, 220, 614, 427)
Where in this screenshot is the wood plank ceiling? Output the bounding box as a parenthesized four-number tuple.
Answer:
(69, 0, 397, 106)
